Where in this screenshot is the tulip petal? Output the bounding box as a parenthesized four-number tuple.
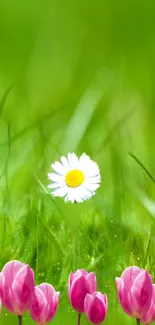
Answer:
(2, 281, 15, 314)
(0, 272, 5, 297)
(84, 293, 93, 313)
(80, 269, 89, 276)
(141, 302, 155, 325)
(69, 270, 88, 289)
(12, 264, 34, 314)
(54, 291, 60, 305)
(69, 273, 74, 289)
(115, 277, 133, 316)
(39, 283, 55, 299)
(86, 295, 107, 324)
(30, 286, 47, 324)
(38, 283, 58, 323)
(2, 261, 23, 287)
(121, 266, 142, 291)
(45, 291, 60, 323)
(70, 275, 90, 313)
(131, 270, 152, 317)
(101, 293, 108, 311)
(0, 271, 16, 313)
(152, 283, 155, 300)
(30, 285, 59, 325)
(103, 293, 107, 305)
(87, 272, 97, 292)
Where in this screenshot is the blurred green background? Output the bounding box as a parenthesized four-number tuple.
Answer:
(0, 0, 155, 324)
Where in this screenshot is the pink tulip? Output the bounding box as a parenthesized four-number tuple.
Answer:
(68, 269, 97, 313)
(30, 283, 60, 325)
(141, 284, 155, 324)
(0, 296, 2, 314)
(0, 260, 34, 315)
(84, 292, 108, 324)
(115, 266, 153, 319)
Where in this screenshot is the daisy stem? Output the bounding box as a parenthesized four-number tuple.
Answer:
(136, 319, 140, 325)
(18, 316, 22, 325)
(77, 313, 81, 325)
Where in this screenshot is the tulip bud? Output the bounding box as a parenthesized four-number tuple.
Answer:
(141, 284, 155, 324)
(30, 283, 60, 325)
(68, 269, 97, 313)
(84, 292, 108, 324)
(0, 260, 34, 315)
(115, 266, 152, 319)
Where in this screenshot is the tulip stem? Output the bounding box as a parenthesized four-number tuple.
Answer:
(18, 316, 22, 325)
(77, 313, 81, 325)
(136, 319, 140, 325)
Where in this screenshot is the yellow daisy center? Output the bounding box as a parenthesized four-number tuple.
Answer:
(65, 169, 85, 188)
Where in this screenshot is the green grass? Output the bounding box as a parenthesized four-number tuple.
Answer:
(0, 0, 155, 324)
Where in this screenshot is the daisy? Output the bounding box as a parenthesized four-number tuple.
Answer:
(48, 153, 101, 203)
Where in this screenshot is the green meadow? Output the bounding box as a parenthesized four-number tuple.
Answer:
(0, 0, 155, 324)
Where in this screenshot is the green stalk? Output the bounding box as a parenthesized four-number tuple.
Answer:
(136, 319, 140, 325)
(18, 315, 22, 325)
(77, 313, 81, 325)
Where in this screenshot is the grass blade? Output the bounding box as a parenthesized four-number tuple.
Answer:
(0, 85, 14, 119)
(129, 152, 155, 185)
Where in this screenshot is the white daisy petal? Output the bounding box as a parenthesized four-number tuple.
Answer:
(79, 154, 89, 168)
(79, 153, 90, 163)
(51, 161, 66, 175)
(48, 182, 65, 189)
(48, 152, 101, 203)
(83, 183, 100, 191)
(88, 162, 100, 176)
(81, 161, 100, 177)
(68, 187, 83, 203)
(48, 173, 64, 182)
(64, 189, 70, 202)
(67, 188, 76, 203)
(61, 156, 70, 170)
(75, 195, 84, 203)
(72, 185, 88, 202)
(88, 175, 101, 183)
(84, 188, 94, 199)
(74, 187, 84, 202)
(67, 153, 72, 166)
(70, 153, 79, 167)
(52, 186, 68, 197)
(76, 197, 84, 203)
(78, 154, 94, 175)
(67, 153, 78, 169)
